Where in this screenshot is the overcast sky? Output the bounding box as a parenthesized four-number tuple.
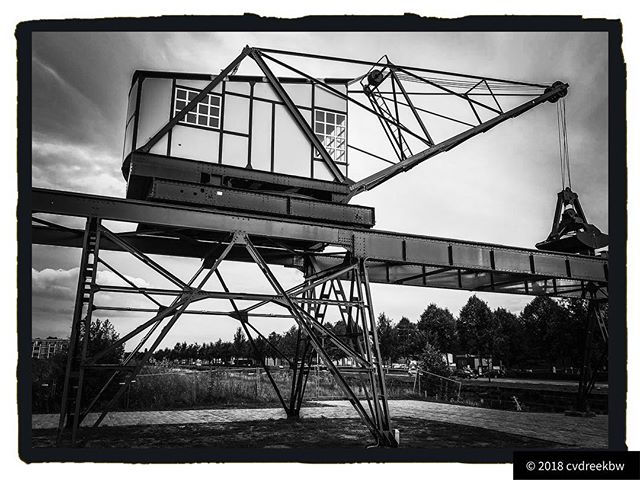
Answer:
(31, 31, 608, 349)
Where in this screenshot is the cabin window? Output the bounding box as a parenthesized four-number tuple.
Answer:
(313, 109, 347, 167)
(174, 86, 222, 129)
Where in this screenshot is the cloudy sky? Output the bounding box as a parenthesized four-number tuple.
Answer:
(31, 30, 608, 349)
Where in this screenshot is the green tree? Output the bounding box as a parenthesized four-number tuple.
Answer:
(457, 296, 497, 357)
(493, 307, 523, 368)
(232, 327, 247, 359)
(520, 296, 570, 368)
(555, 299, 606, 372)
(277, 326, 299, 359)
(211, 339, 224, 362)
(33, 319, 124, 413)
(566, 299, 607, 369)
(417, 304, 457, 353)
(250, 335, 267, 362)
(324, 320, 348, 360)
(394, 317, 422, 361)
(266, 331, 284, 361)
(517, 297, 606, 373)
(86, 318, 124, 363)
(176, 341, 188, 360)
(218, 340, 233, 364)
(417, 342, 450, 378)
(32, 350, 67, 413)
(377, 313, 398, 365)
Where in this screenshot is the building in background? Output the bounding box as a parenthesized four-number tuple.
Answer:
(454, 354, 493, 373)
(31, 337, 68, 360)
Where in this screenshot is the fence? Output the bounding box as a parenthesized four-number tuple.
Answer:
(31, 366, 465, 413)
(122, 366, 459, 410)
(411, 369, 462, 402)
(32, 364, 608, 415)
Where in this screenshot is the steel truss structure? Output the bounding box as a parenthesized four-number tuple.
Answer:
(128, 46, 568, 204)
(31, 46, 609, 448)
(40, 218, 396, 447)
(32, 188, 608, 447)
(51, 224, 394, 446)
(576, 294, 609, 412)
(245, 47, 566, 197)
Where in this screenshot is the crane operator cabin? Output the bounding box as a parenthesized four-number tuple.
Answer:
(119, 69, 373, 226)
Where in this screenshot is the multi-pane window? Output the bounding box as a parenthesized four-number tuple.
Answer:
(314, 109, 347, 171)
(174, 86, 222, 129)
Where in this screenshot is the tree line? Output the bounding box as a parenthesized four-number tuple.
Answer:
(151, 295, 605, 375)
(378, 295, 605, 377)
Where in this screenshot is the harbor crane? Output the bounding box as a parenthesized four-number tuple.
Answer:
(32, 46, 608, 447)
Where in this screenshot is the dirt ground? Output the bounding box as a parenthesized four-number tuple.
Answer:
(33, 416, 565, 449)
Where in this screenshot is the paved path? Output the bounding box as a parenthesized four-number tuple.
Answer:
(318, 400, 608, 448)
(463, 377, 609, 391)
(32, 400, 607, 448)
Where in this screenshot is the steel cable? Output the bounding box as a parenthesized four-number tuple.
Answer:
(394, 71, 544, 95)
(556, 98, 571, 190)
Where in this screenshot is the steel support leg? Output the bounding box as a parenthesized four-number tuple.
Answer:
(287, 265, 328, 417)
(359, 260, 394, 439)
(61, 236, 237, 446)
(78, 237, 235, 422)
(56, 217, 101, 446)
(243, 234, 397, 447)
(57, 228, 398, 447)
(576, 294, 608, 412)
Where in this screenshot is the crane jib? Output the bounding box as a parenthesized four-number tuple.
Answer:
(347, 82, 569, 199)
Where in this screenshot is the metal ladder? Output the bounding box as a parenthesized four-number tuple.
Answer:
(593, 302, 608, 342)
(56, 217, 101, 445)
(356, 261, 394, 443)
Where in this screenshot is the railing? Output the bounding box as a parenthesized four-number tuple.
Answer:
(412, 368, 462, 402)
(32, 364, 467, 414)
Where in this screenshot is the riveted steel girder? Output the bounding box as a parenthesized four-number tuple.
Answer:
(33, 188, 608, 299)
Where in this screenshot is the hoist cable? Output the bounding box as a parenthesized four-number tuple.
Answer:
(562, 100, 572, 189)
(556, 98, 571, 191)
(557, 102, 565, 190)
(393, 71, 545, 96)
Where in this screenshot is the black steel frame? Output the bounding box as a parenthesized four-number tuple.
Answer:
(575, 291, 608, 412)
(51, 217, 399, 447)
(33, 188, 608, 299)
(32, 187, 608, 448)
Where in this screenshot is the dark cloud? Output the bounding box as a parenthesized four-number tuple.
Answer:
(32, 33, 141, 145)
(32, 134, 125, 196)
(31, 266, 157, 341)
(32, 56, 112, 147)
(32, 267, 150, 298)
(32, 267, 78, 300)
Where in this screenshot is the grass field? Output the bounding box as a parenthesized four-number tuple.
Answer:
(116, 366, 459, 411)
(34, 365, 603, 415)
